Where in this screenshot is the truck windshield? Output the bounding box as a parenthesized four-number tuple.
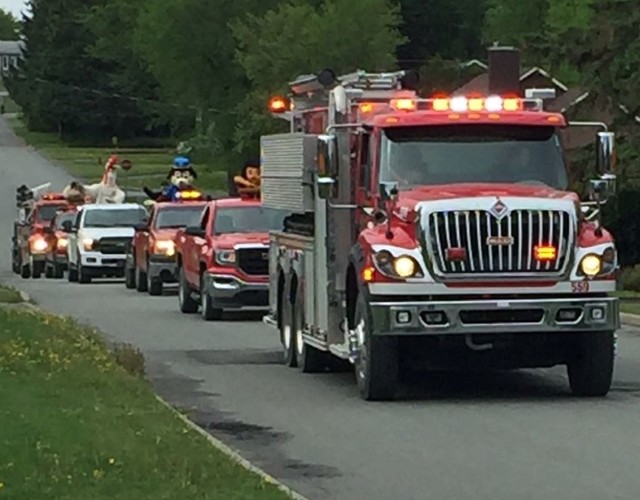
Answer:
(83, 208, 147, 228)
(36, 204, 68, 222)
(379, 124, 568, 190)
(213, 207, 289, 235)
(55, 212, 75, 230)
(154, 206, 204, 229)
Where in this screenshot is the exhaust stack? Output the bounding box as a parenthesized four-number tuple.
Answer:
(488, 46, 521, 96)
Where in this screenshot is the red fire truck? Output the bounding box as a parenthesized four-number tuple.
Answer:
(260, 48, 620, 401)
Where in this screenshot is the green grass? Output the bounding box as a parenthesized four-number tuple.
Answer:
(0, 284, 23, 304)
(6, 116, 227, 193)
(612, 290, 640, 315)
(0, 308, 292, 500)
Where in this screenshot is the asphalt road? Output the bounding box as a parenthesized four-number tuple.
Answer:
(2, 118, 640, 500)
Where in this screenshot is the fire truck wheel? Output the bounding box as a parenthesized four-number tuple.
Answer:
(294, 290, 327, 372)
(200, 275, 222, 320)
(67, 265, 78, 282)
(135, 266, 147, 292)
(124, 261, 136, 289)
(31, 258, 42, 279)
(20, 263, 31, 279)
(77, 265, 91, 284)
(12, 253, 20, 274)
(281, 279, 297, 368)
(53, 264, 64, 279)
(178, 266, 198, 313)
(354, 294, 398, 401)
(567, 331, 615, 397)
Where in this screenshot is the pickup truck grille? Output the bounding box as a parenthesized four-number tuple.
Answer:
(425, 208, 575, 276)
(95, 237, 130, 254)
(236, 247, 269, 276)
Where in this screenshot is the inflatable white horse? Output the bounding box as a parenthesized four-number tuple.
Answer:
(63, 155, 130, 204)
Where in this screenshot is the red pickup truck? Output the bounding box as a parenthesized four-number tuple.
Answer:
(175, 197, 290, 320)
(43, 207, 77, 279)
(125, 199, 207, 295)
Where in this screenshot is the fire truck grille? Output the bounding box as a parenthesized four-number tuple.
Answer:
(95, 237, 130, 254)
(426, 209, 574, 276)
(236, 247, 269, 276)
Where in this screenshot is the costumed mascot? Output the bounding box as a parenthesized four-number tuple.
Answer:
(62, 154, 131, 205)
(143, 156, 197, 205)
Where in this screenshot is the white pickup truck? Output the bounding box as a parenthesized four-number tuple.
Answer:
(64, 203, 148, 284)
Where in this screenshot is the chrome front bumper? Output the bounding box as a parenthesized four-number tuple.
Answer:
(203, 273, 269, 310)
(370, 297, 620, 335)
(80, 251, 127, 269)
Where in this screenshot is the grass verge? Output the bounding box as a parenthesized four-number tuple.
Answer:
(6, 116, 227, 193)
(613, 291, 640, 315)
(0, 307, 291, 500)
(0, 284, 23, 304)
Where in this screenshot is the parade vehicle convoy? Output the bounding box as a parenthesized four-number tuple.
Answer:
(64, 203, 148, 284)
(43, 207, 78, 279)
(125, 192, 207, 295)
(260, 47, 620, 401)
(12, 186, 71, 279)
(175, 196, 290, 320)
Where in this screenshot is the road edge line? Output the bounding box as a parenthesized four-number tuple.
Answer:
(153, 395, 309, 500)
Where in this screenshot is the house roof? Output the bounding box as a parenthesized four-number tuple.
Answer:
(452, 66, 569, 95)
(0, 40, 24, 55)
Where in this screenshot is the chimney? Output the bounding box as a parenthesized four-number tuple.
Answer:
(488, 46, 521, 96)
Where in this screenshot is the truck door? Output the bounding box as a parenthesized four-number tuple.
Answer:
(136, 207, 153, 270)
(68, 210, 82, 265)
(185, 205, 209, 285)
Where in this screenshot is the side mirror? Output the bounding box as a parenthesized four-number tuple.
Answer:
(134, 222, 148, 232)
(61, 221, 72, 232)
(379, 181, 399, 202)
(185, 225, 205, 237)
(317, 134, 338, 177)
(596, 131, 616, 175)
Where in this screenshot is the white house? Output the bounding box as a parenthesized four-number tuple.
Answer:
(0, 40, 23, 76)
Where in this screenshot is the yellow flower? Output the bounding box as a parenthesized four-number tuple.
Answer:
(108, 458, 115, 465)
(0, 481, 4, 489)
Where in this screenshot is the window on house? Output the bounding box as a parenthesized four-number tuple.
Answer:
(2, 57, 8, 70)
(11, 57, 17, 67)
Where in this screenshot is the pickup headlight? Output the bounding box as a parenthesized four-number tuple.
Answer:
(153, 239, 175, 256)
(373, 250, 423, 278)
(82, 238, 95, 251)
(578, 247, 616, 278)
(56, 237, 68, 250)
(215, 249, 236, 265)
(30, 237, 48, 253)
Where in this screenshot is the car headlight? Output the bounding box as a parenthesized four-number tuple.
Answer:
(56, 237, 68, 250)
(578, 247, 616, 278)
(153, 239, 175, 256)
(215, 249, 236, 265)
(82, 238, 95, 251)
(30, 237, 48, 253)
(373, 250, 422, 278)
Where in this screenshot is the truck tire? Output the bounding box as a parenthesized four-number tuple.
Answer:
(281, 279, 297, 368)
(200, 274, 222, 320)
(294, 290, 327, 372)
(45, 263, 53, 278)
(78, 265, 91, 284)
(53, 263, 64, 279)
(31, 258, 43, 279)
(567, 331, 615, 397)
(147, 264, 163, 295)
(124, 261, 136, 289)
(12, 250, 20, 274)
(20, 263, 30, 279)
(178, 266, 198, 313)
(67, 265, 78, 282)
(354, 293, 399, 401)
(135, 265, 147, 292)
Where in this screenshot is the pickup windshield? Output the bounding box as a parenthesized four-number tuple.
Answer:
(83, 208, 147, 228)
(213, 206, 289, 235)
(36, 204, 68, 222)
(154, 206, 204, 229)
(379, 124, 568, 190)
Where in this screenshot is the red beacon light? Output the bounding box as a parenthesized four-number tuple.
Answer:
(430, 95, 523, 112)
(41, 193, 66, 201)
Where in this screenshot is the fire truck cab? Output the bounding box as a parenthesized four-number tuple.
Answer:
(261, 48, 619, 401)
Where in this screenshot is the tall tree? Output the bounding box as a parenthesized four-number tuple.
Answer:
(482, 0, 548, 53)
(231, 0, 406, 155)
(0, 8, 19, 39)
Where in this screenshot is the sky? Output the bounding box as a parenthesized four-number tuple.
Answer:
(0, 0, 26, 18)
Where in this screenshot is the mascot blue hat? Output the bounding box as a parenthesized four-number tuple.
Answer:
(168, 156, 197, 179)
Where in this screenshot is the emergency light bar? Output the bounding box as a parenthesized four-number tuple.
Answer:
(41, 193, 66, 201)
(355, 95, 544, 114)
(175, 190, 203, 200)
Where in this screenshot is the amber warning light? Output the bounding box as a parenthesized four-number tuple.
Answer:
(268, 96, 289, 113)
(534, 245, 557, 261)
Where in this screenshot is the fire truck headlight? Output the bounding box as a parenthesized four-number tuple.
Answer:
(31, 237, 48, 253)
(215, 249, 236, 265)
(82, 238, 95, 251)
(393, 256, 416, 278)
(580, 254, 602, 277)
(154, 240, 175, 256)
